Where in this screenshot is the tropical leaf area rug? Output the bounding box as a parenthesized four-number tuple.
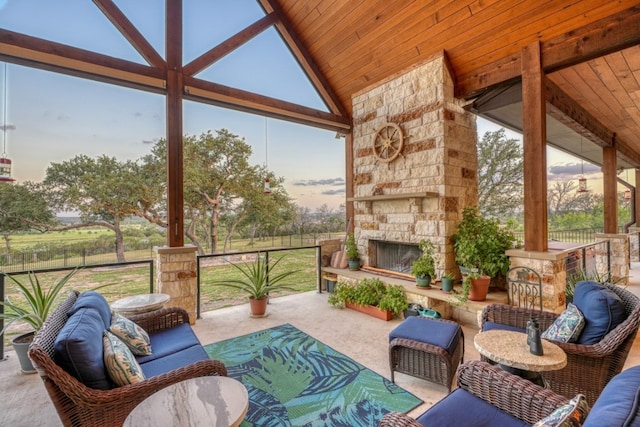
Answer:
(204, 323, 422, 427)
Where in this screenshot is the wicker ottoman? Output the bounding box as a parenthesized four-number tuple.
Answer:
(389, 316, 464, 391)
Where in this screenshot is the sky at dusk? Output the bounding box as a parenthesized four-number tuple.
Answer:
(0, 0, 606, 210)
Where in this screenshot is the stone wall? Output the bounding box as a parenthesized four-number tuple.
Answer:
(155, 245, 198, 324)
(350, 54, 478, 277)
(595, 233, 629, 285)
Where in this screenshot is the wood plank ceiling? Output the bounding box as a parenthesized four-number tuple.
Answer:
(0, 0, 639, 247)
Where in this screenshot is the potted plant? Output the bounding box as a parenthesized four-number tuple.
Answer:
(211, 254, 299, 317)
(411, 239, 436, 287)
(345, 233, 360, 270)
(453, 207, 515, 301)
(328, 278, 407, 320)
(441, 272, 455, 293)
(1, 269, 78, 373)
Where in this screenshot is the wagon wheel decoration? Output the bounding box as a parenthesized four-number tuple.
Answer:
(373, 123, 404, 163)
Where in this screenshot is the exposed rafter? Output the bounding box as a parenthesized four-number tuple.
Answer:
(456, 6, 640, 99)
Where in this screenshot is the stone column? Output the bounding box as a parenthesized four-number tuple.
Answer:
(595, 233, 629, 285)
(506, 249, 567, 313)
(155, 245, 198, 324)
(628, 226, 640, 262)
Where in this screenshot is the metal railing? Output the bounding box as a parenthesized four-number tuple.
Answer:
(196, 245, 322, 319)
(0, 260, 154, 360)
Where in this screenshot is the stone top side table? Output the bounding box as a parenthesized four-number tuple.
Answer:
(111, 293, 170, 317)
(124, 376, 249, 427)
(474, 329, 567, 372)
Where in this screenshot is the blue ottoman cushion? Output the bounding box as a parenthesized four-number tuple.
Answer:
(583, 366, 640, 427)
(416, 388, 529, 427)
(389, 317, 461, 355)
(573, 281, 626, 345)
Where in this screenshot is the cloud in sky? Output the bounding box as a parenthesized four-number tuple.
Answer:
(292, 177, 345, 187)
(321, 188, 345, 195)
(548, 163, 601, 181)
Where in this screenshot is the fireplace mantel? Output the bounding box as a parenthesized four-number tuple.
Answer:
(348, 191, 439, 213)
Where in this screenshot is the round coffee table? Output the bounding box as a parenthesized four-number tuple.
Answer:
(474, 329, 567, 387)
(124, 376, 249, 426)
(111, 293, 170, 318)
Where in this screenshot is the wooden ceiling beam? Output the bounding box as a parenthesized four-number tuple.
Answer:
(92, 0, 165, 68)
(257, 0, 348, 117)
(456, 5, 640, 99)
(0, 29, 165, 92)
(183, 13, 278, 77)
(184, 76, 350, 132)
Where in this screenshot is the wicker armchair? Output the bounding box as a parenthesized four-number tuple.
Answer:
(379, 360, 569, 426)
(28, 291, 227, 427)
(481, 283, 640, 405)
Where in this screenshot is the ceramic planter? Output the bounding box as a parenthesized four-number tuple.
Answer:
(12, 331, 36, 374)
(345, 302, 393, 321)
(415, 276, 432, 288)
(348, 259, 360, 270)
(441, 277, 455, 293)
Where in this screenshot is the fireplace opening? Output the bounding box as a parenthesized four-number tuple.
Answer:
(371, 240, 421, 275)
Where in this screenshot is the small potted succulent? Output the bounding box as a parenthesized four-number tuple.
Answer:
(411, 239, 436, 288)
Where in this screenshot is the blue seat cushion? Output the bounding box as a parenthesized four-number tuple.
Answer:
(139, 344, 208, 378)
(583, 366, 640, 427)
(482, 321, 526, 333)
(54, 307, 112, 390)
(416, 388, 529, 427)
(389, 317, 461, 355)
(135, 323, 202, 364)
(573, 281, 626, 345)
(68, 291, 112, 329)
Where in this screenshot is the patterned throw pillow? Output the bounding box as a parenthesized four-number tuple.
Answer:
(109, 312, 152, 356)
(532, 394, 590, 427)
(541, 303, 585, 343)
(103, 331, 146, 386)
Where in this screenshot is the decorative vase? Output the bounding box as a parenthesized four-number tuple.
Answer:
(469, 275, 491, 301)
(12, 331, 36, 374)
(249, 296, 268, 317)
(416, 276, 432, 288)
(441, 277, 454, 293)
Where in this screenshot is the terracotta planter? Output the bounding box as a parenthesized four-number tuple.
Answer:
(345, 302, 393, 321)
(249, 296, 268, 316)
(469, 275, 491, 301)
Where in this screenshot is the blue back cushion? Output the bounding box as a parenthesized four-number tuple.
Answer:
(573, 281, 626, 345)
(584, 366, 640, 427)
(389, 316, 461, 355)
(416, 388, 529, 427)
(68, 291, 112, 329)
(54, 307, 112, 390)
(482, 321, 526, 333)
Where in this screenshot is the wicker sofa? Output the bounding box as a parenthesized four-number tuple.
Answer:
(481, 282, 640, 404)
(28, 290, 227, 427)
(380, 360, 640, 426)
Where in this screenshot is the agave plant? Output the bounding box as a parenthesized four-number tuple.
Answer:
(212, 254, 299, 300)
(0, 269, 79, 335)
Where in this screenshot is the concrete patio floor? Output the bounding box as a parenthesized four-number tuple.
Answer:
(3, 265, 640, 426)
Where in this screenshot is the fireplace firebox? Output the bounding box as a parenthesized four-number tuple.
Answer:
(369, 240, 421, 275)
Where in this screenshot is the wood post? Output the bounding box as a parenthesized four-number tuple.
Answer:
(521, 42, 548, 252)
(603, 145, 618, 233)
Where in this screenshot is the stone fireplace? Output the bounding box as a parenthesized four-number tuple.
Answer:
(349, 53, 478, 278)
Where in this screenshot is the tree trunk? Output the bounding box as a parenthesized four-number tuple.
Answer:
(223, 211, 246, 253)
(2, 234, 12, 264)
(210, 204, 220, 254)
(113, 221, 126, 263)
(185, 220, 205, 255)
